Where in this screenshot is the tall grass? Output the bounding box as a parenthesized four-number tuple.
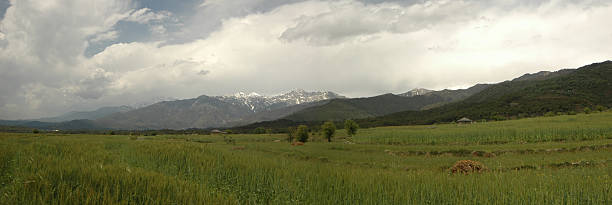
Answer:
(0, 112, 611, 204)
(353, 112, 612, 145)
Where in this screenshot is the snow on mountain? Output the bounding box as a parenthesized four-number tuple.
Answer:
(216, 89, 344, 112)
(399, 88, 434, 97)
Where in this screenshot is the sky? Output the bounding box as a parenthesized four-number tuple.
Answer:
(0, 0, 611, 119)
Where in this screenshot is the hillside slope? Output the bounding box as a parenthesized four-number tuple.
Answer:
(96, 90, 344, 129)
(282, 84, 490, 122)
(33, 106, 133, 122)
(360, 61, 611, 127)
(96, 95, 253, 129)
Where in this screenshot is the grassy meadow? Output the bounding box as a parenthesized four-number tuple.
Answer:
(1, 112, 612, 204)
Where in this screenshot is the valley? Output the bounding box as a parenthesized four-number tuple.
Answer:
(1, 112, 611, 204)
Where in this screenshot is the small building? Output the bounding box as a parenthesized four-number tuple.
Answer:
(210, 129, 227, 134)
(457, 117, 473, 124)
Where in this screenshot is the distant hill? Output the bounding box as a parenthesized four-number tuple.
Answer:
(33, 106, 133, 122)
(95, 90, 344, 130)
(280, 84, 490, 122)
(235, 61, 611, 132)
(358, 61, 611, 127)
(283, 94, 441, 121)
(0, 119, 105, 131)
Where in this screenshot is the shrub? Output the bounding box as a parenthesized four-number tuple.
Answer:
(344, 120, 359, 137)
(223, 135, 236, 145)
(595, 105, 606, 112)
(254, 127, 266, 134)
(296, 125, 309, 143)
(287, 127, 296, 142)
(450, 160, 487, 174)
(584, 107, 592, 114)
(321, 121, 336, 142)
(32, 129, 40, 134)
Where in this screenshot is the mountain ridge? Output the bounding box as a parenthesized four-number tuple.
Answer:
(95, 90, 345, 129)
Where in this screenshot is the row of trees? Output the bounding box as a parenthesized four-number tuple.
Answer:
(286, 120, 359, 143)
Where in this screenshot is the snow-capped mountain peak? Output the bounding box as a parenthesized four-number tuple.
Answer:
(232, 92, 263, 98)
(399, 88, 434, 97)
(215, 89, 344, 112)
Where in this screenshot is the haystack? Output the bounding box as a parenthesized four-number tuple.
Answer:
(450, 160, 486, 174)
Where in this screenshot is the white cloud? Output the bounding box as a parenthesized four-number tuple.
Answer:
(90, 30, 119, 43)
(0, 0, 132, 118)
(124, 8, 172, 24)
(150, 25, 167, 36)
(1, 0, 612, 119)
(280, 0, 477, 45)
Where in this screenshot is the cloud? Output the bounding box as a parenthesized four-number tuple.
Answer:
(124, 8, 172, 24)
(0, 0, 132, 118)
(86, 0, 612, 98)
(72, 69, 115, 99)
(198, 70, 210, 76)
(90, 30, 119, 43)
(280, 0, 477, 45)
(1, 0, 612, 119)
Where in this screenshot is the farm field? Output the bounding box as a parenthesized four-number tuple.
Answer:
(1, 112, 612, 204)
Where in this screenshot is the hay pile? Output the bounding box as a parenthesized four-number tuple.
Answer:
(450, 160, 487, 174)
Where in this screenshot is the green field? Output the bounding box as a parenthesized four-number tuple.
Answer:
(1, 112, 612, 204)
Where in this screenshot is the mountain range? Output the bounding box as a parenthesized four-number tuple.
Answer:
(94, 90, 345, 130)
(236, 61, 612, 132)
(1, 61, 610, 131)
(33, 106, 134, 122)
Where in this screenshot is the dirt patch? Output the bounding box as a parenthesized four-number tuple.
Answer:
(387, 144, 612, 158)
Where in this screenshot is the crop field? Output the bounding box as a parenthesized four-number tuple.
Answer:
(1, 112, 612, 204)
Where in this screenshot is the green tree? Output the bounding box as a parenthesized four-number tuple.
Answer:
(321, 121, 336, 142)
(595, 105, 606, 112)
(296, 125, 309, 143)
(344, 119, 359, 137)
(254, 127, 266, 134)
(287, 127, 296, 142)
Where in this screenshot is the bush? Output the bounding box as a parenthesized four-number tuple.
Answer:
(321, 121, 336, 142)
(296, 125, 309, 143)
(584, 107, 592, 114)
(286, 127, 296, 142)
(344, 120, 359, 137)
(254, 127, 266, 134)
(32, 129, 40, 134)
(223, 135, 236, 145)
(595, 105, 606, 112)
